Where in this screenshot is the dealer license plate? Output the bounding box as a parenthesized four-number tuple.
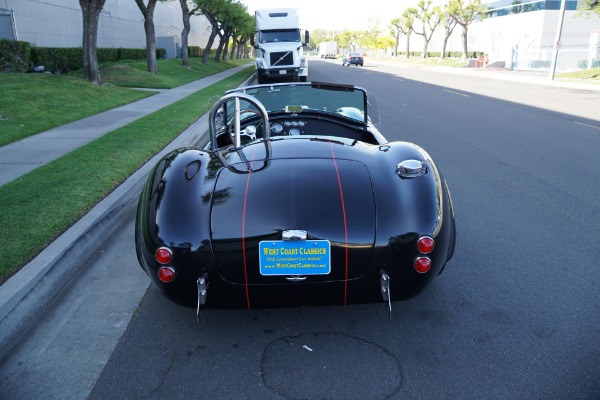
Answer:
(259, 240, 331, 276)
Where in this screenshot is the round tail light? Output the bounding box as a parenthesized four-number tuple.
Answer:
(158, 266, 176, 283)
(155, 247, 173, 264)
(414, 257, 431, 273)
(417, 236, 434, 254)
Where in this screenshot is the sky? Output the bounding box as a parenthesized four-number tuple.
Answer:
(239, 0, 414, 32)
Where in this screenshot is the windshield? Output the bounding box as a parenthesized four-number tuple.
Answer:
(227, 82, 369, 124)
(259, 29, 301, 43)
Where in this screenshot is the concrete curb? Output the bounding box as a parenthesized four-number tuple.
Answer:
(0, 72, 255, 361)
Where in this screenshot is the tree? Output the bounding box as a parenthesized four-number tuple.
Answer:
(178, 0, 202, 67)
(214, 1, 247, 62)
(407, 0, 442, 59)
(309, 29, 331, 51)
(194, 0, 228, 65)
(363, 17, 382, 51)
(447, 0, 486, 61)
(230, 10, 253, 59)
(335, 30, 353, 52)
(134, 0, 160, 73)
(346, 31, 366, 52)
(376, 36, 395, 54)
(511, 0, 524, 14)
(79, 0, 107, 84)
(439, 4, 458, 58)
(389, 18, 404, 57)
(577, 0, 600, 17)
(397, 11, 414, 58)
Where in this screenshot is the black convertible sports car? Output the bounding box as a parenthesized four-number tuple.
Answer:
(135, 81, 456, 316)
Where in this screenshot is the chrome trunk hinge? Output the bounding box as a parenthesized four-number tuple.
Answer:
(380, 270, 392, 320)
(196, 273, 208, 322)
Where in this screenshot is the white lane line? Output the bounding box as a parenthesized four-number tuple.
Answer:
(573, 121, 600, 130)
(443, 89, 470, 97)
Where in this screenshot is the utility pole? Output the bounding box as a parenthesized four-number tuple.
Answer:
(549, 0, 567, 80)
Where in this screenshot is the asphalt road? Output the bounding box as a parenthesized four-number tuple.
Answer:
(2, 60, 600, 400)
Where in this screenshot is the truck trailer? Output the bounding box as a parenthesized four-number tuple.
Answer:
(319, 41, 338, 59)
(251, 8, 309, 83)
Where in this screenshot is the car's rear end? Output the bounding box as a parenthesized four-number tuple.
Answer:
(209, 144, 377, 308)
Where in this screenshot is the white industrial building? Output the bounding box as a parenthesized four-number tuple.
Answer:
(461, 0, 600, 71)
(0, 0, 214, 58)
(370, 0, 600, 71)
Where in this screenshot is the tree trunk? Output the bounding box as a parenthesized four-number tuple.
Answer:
(441, 26, 451, 59)
(80, 0, 106, 84)
(135, 0, 158, 73)
(179, 0, 191, 67)
(221, 35, 228, 61)
(229, 38, 236, 60)
(405, 33, 411, 58)
(202, 25, 218, 65)
(441, 34, 449, 58)
(460, 24, 469, 61)
(202, 12, 219, 65)
(144, 11, 157, 73)
(214, 32, 224, 62)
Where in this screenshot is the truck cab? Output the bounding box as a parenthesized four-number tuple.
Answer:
(251, 8, 309, 84)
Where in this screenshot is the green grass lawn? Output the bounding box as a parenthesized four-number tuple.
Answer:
(0, 58, 253, 147)
(95, 57, 251, 88)
(0, 58, 254, 283)
(555, 67, 600, 81)
(0, 74, 154, 146)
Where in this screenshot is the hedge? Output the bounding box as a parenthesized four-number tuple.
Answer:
(0, 40, 168, 74)
(188, 46, 201, 57)
(0, 39, 31, 73)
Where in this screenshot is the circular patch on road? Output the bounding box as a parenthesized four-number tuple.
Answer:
(260, 332, 402, 400)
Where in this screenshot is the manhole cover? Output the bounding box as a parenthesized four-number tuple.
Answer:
(261, 332, 402, 400)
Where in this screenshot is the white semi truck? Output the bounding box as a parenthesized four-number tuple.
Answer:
(251, 8, 309, 83)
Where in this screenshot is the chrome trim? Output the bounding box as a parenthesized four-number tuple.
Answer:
(285, 276, 307, 282)
(396, 159, 427, 178)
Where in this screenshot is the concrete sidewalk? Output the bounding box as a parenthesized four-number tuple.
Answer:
(0, 64, 252, 186)
(0, 64, 255, 361)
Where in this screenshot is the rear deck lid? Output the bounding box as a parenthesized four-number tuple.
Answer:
(210, 157, 375, 284)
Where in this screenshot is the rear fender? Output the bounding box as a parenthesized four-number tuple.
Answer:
(370, 141, 455, 291)
(136, 148, 220, 278)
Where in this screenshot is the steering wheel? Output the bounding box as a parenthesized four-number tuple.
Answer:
(226, 109, 262, 144)
(208, 93, 270, 150)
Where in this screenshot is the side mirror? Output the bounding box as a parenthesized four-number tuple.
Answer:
(304, 31, 310, 46)
(250, 32, 257, 48)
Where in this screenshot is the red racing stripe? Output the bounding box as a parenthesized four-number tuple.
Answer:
(329, 142, 349, 305)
